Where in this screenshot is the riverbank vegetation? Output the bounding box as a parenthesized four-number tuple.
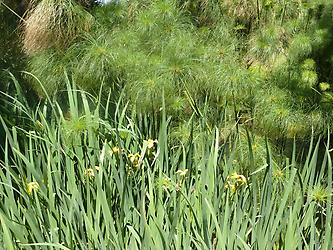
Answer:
(1, 0, 333, 248)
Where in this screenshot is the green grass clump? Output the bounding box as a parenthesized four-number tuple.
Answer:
(27, 50, 73, 96)
(0, 80, 332, 249)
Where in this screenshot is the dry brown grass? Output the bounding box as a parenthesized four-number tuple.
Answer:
(22, 0, 94, 55)
(223, 0, 257, 23)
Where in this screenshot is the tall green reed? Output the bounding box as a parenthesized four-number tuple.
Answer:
(0, 79, 332, 249)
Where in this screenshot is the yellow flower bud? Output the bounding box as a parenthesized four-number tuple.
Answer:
(146, 139, 158, 149)
(176, 169, 188, 176)
(27, 182, 39, 195)
(84, 168, 95, 177)
(128, 153, 140, 167)
(111, 146, 120, 155)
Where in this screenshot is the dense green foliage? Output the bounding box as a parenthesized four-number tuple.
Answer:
(0, 1, 28, 159)
(1, 0, 333, 249)
(0, 83, 332, 249)
(19, 0, 333, 143)
(0, 1, 22, 69)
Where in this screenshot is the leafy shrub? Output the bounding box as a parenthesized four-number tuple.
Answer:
(19, 0, 333, 144)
